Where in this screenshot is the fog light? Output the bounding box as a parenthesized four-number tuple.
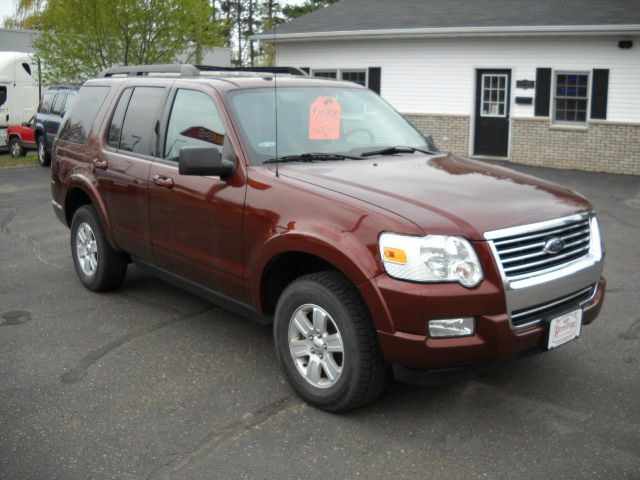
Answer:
(428, 318, 475, 338)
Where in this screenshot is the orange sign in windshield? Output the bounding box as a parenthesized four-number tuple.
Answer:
(309, 96, 341, 140)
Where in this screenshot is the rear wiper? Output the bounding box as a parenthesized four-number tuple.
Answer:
(360, 146, 439, 157)
(263, 152, 360, 164)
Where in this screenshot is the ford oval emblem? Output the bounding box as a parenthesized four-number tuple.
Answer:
(543, 236, 565, 254)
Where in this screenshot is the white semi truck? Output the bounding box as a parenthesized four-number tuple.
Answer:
(0, 52, 39, 148)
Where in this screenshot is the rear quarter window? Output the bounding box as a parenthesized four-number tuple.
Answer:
(39, 92, 55, 113)
(58, 86, 110, 144)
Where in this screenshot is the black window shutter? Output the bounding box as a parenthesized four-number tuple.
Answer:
(534, 68, 552, 117)
(300, 67, 310, 74)
(591, 69, 609, 120)
(368, 67, 381, 94)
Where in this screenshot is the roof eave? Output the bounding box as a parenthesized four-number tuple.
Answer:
(252, 24, 640, 42)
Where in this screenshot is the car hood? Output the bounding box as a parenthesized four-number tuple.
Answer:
(274, 154, 593, 240)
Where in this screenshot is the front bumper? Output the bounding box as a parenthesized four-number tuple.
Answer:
(359, 272, 605, 371)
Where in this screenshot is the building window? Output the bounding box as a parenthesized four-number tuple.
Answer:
(312, 70, 337, 79)
(340, 70, 367, 86)
(480, 74, 508, 117)
(553, 72, 589, 124)
(311, 69, 367, 87)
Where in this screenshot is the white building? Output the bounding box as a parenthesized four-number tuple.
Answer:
(254, 0, 640, 175)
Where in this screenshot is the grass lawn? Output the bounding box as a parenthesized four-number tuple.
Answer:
(0, 154, 39, 168)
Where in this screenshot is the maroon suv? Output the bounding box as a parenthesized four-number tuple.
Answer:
(51, 65, 605, 411)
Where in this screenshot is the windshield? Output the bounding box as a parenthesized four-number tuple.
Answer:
(227, 86, 437, 165)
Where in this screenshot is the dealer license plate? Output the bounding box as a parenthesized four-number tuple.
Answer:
(547, 308, 582, 350)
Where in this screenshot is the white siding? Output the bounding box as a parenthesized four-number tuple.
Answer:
(0, 29, 37, 53)
(276, 36, 640, 124)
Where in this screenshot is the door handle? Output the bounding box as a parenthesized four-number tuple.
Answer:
(93, 159, 108, 170)
(153, 174, 174, 189)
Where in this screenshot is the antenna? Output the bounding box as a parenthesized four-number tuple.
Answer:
(273, 17, 279, 177)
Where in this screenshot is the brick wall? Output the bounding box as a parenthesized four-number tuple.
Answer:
(510, 118, 640, 175)
(403, 113, 470, 157)
(404, 113, 640, 175)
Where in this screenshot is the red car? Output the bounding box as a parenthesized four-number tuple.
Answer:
(7, 116, 36, 157)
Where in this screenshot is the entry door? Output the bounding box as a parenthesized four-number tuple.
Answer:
(473, 69, 511, 157)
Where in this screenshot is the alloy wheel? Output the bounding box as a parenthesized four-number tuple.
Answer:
(288, 304, 344, 389)
(75, 222, 98, 276)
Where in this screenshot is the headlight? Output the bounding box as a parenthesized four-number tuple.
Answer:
(379, 232, 484, 287)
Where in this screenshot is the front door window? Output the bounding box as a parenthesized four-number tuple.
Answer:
(480, 74, 508, 117)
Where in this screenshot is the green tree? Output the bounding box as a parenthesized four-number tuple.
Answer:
(3, 0, 45, 29)
(34, 0, 227, 84)
(282, 0, 337, 20)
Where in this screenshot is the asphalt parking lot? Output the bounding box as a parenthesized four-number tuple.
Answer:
(1, 162, 639, 480)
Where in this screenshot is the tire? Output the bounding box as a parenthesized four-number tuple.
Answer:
(37, 136, 50, 167)
(274, 271, 390, 412)
(70, 205, 127, 292)
(9, 137, 26, 158)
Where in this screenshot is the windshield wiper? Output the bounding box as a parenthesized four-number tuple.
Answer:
(263, 152, 360, 164)
(359, 146, 439, 157)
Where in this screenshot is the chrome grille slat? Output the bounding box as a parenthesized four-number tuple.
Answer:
(492, 220, 589, 246)
(498, 241, 545, 255)
(490, 217, 592, 281)
(501, 237, 590, 265)
(502, 244, 589, 273)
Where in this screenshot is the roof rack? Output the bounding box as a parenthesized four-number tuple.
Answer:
(97, 64, 309, 79)
(98, 64, 201, 78)
(195, 65, 308, 76)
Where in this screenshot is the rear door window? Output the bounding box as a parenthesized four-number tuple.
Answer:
(119, 87, 165, 156)
(164, 89, 226, 162)
(57, 86, 110, 144)
(51, 93, 67, 116)
(39, 92, 55, 113)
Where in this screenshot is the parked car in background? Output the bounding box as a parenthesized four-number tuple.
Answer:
(7, 116, 36, 157)
(35, 85, 79, 166)
(0, 52, 38, 149)
(51, 65, 605, 412)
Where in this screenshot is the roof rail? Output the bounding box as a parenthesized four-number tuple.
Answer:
(46, 83, 81, 90)
(98, 64, 201, 78)
(195, 65, 308, 76)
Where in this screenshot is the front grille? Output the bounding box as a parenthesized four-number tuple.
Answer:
(492, 218, 591, 281)
(510, 285, 596, 328)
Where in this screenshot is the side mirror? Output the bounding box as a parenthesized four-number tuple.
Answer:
(178, 146, 235, 179)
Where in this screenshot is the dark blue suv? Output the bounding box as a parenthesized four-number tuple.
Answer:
(35, 85, 79, 166)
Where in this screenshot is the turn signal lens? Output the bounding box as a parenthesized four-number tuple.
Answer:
(383, 247, 407, 264)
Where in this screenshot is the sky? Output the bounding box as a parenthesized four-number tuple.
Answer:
(0, 0, 308, 27)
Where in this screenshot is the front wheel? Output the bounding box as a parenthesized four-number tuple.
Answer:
(70, 205, 127, 291)
(274, 271, 389, 412)
(9, 137, 26, 158)
(37, 136, 50, 167)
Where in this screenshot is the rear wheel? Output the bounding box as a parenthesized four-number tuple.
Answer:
(274, 271, 389, 412)
(9, 137, 26, 158)
(70, 205, 127, 291)
(37, 136, 50, 167)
